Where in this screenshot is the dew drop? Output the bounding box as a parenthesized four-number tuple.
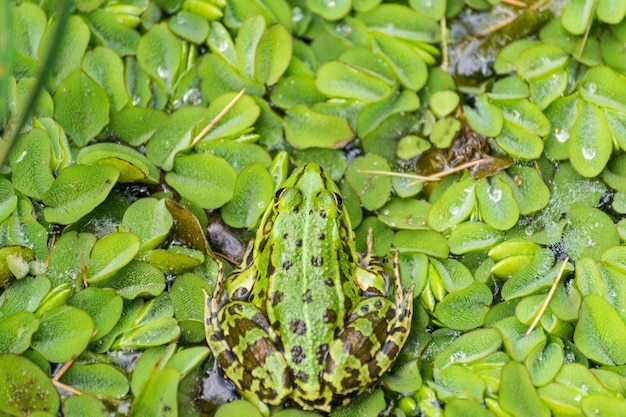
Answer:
(488, 187, 502, 203)
(582, 147, 596, 160)
(327, 0, 336, 7)
(586, 82, 596, 94)
(555, 128, 569, 143)
(157, 66, 170, 78)
(292, 7, 304, 23)
(511, 110, 520, 119)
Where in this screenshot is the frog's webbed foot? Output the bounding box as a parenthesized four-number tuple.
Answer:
(204, 263, 291, 405)
(323, 253, 414, 398)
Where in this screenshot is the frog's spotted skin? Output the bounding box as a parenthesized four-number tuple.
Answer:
(205, 163, 413, 412)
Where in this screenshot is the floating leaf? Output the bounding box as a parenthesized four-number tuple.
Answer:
(434, 328, 502, 369)
(87, 9, 141, 56)
(0, 312, 39, 354)
(574, 294, 626, 365)
(193, 92, 260, 142)
(495, 120, 544, 160)
(517, 45, 569, 80)
(59, 363, 129, 398)
(62, 395, 108, 417)
(0, 355, 59, 415)
(122, 198, 173, 252)
(393, 230, 449, 258)
(475, 176, 519, 231)
(130, 368, 179, 417)
(31, 305, 95, 363)
(463, 95, 504, 137)
(494, 39, 542, 75)
(526, 342, 564, 387)
(86, 232, 140, 284)
(448, 222, 503, 255)
(136, 23, 180, 94)
(372, 33, 428, 91)
(53, 70, 110, 147)
(165, 153, 236, 209)
(221, 164, 273, 229)
(43, 164, 120, 224)
(82, 46, 130, 113)
(495, 316, 547, 361)
(357, 4, 440, 43)
(345, 155, 391, 211)
(67, 288, 123, 342)
(168, 11, 209, 43)
(105, 261, 166, 300)
(434, 283, 492, 330)
(255, 24, 292, 86)
(563, 205, 619, 261)
(316, 61, 393, 102)
(307, 0, 351, 20)
(119, 317, 180, 349)
(8, 128, 54, 200)
(285, 105, 355, 149)
(270, 75, 325, 109)
(499, 361, 551, 417)
(568, 100, 613, 178)
(428, 177, 477, 232)
(77, 142, 158, 183)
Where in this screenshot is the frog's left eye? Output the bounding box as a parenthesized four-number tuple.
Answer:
(332, 192, 343, 207)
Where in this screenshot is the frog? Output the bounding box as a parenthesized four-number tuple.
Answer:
(204, 163, 414, 412)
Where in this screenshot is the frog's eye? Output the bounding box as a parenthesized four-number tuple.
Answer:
(275, 187, 287, 201)
(332, 192, 343, 207)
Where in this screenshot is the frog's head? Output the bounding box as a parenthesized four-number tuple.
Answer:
(273, 163, 346, 221)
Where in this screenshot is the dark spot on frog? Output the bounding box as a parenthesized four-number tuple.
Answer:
(360, 305, 370, 313)
(318, 233, 325, 240)
(309, 209, 314, 216)
(368, 360, 382, 379)
(283, 260, 292, 270)
(374, 299, 383, 309)
(319, 211, 327, 218)
(290, 318, 307, 335)
(291, 346, 306, 364)
(303, 289, 312, 303)
(295, 238, 303, 247)
(294, 370, 309, 382)
(251, 312, 271, 329)
(312, 256, 323, 266)
(340, 367, 360, 390)
(324, 277, 333, 286)
(316, 343, 329, 365)
(323, 309, 337, 323)
(270, 291, 284, 306)
(232, 287, 249, 300)
(283, 233, 289, 240)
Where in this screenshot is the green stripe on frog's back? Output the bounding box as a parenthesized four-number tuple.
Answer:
(264, 165, 360, 394)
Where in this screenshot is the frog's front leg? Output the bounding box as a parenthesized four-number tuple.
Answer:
(323, 253, 414, 401)
(204, 265, 292, 405)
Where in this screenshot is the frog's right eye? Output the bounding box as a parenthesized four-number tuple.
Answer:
(275, 187, 287, 201)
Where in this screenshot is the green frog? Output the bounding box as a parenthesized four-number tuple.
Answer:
(204, 163, 413, 412)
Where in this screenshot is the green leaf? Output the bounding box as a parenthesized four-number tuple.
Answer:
(31, 305, 95, 363)
(0, 312, 39, 354)
(357, 90, 420, 138)
(494, 39, 542, 75)
(130, 368, 179, 417)
(568, 100, 613, 178)
(67, 288, 123, 342)
(434, 283, 492, 330)
(40, 16, 90, 86)
(581, 394, 626, 416)
(46, 232, 96, 287)
(119, 317, 180, 349)
(393, 230, 449, 258)
(357, 4, 440, 43)
(86, 232, 141, 284)
(255, 24, 292, 86)
(427, 177, 477, 232)
(381, 359, 422, 393)
(432, 365, 486, 401)
(43, 164, 120, 224)
(8, 128, 54, 200)
(378, 197, 431, 230)
(168, 11, 209, 44)
(448, 221, 503, 255)
(82, 46, 129, 113)
(221, 164, 273, 229)
(109, 107, 169, 147)
(345, 155, 391, 211)
(105, 260, 166, 300)
(122, 198, 173, 252)
(434, 328, 502, 369)
(193, 92, 260, 142)
(316, 61, 393, 102)
(495, 316, 547, 361)
(517, 45, 568, 80)
(77, 142, 159, 183)
(285, 105, 355, 149)
(136, 23, 180, 94)
(499, 361, 551, 417)
(475, 176, 519, 231)
(0, 355, 59, 416)
(372, 33, 428, 91)
(0, 276, 50, 318)
(562, 0, 595, 35)
(53, 70, 110, 146)
(215, 400, 263, 417)
(87, 9, 140, 56)
(463, 95, 503, 137)
(59, 363, 129, 398)
(495, 120, 544, 160)
(563, 205, 620, 261)
(165, 153, 237, 209)
(62, 395, 108, 417)
(574, 294, 626, 365)
(526, 342, 563, 386)
(307, 0, 351, 20)
(500, 248, 555, 300)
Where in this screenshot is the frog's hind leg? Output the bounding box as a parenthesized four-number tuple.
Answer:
(204, 267, 292, 405)
(323, 253, 414, 401)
